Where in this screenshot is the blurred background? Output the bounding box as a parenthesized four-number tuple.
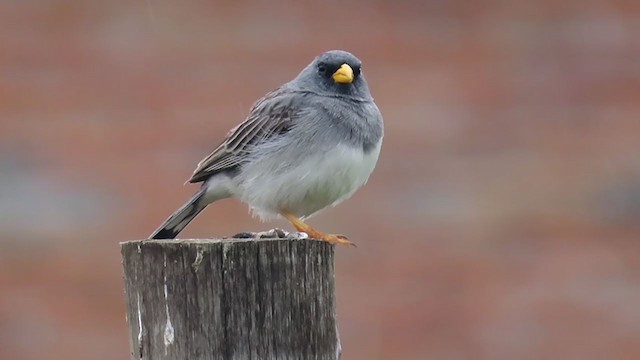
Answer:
(1, 1, 639, 359)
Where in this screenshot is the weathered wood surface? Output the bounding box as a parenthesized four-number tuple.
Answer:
(121, 238, 340, 360)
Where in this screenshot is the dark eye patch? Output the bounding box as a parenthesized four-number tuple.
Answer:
(353, 65, 361, 78)
(317, 62, 328, 75)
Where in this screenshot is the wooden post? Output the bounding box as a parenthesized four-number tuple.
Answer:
(121, 238, 341, 360)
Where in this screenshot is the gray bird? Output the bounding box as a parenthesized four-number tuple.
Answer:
(150, 50, 383, 246)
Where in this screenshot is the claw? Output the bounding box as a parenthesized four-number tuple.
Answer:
(322, 233, 356, 247)
(280, 211, 357, 248)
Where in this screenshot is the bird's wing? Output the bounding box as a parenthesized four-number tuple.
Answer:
(187, 89, 298, 183)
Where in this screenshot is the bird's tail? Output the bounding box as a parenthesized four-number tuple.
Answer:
(150, 188, 209, 239)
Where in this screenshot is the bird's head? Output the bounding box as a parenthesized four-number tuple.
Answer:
(292, 50, 372, 100)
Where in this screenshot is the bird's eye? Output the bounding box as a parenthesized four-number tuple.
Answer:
(353, 66, 361, 78)
(317, 63, 328, 76)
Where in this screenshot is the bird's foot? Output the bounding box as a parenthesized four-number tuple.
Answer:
(280, 211, 356, 247)
(304, 229, 356, 247)
(231, 228, 289, 239)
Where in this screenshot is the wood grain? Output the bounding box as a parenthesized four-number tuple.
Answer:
(121, 238, 340, 359)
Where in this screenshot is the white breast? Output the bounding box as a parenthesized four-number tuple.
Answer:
(237, 141, 382, 220)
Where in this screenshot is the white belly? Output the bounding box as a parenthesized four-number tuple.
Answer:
(237, 142, 381, 220)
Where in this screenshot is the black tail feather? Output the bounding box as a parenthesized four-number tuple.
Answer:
(150, 188, 208, 240)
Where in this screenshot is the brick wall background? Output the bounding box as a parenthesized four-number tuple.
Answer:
(1, 1, 639, 359)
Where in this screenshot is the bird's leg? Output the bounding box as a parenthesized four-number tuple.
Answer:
(280, 211, 356, 247)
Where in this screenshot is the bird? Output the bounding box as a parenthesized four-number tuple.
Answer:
(149, 50, 384, 246)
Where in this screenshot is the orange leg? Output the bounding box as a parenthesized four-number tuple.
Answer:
(280, 211, 356, 247)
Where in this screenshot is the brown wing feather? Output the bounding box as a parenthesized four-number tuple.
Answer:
(187, 89, 295, 183)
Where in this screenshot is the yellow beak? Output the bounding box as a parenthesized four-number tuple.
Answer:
(332, 63, 354, 84)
